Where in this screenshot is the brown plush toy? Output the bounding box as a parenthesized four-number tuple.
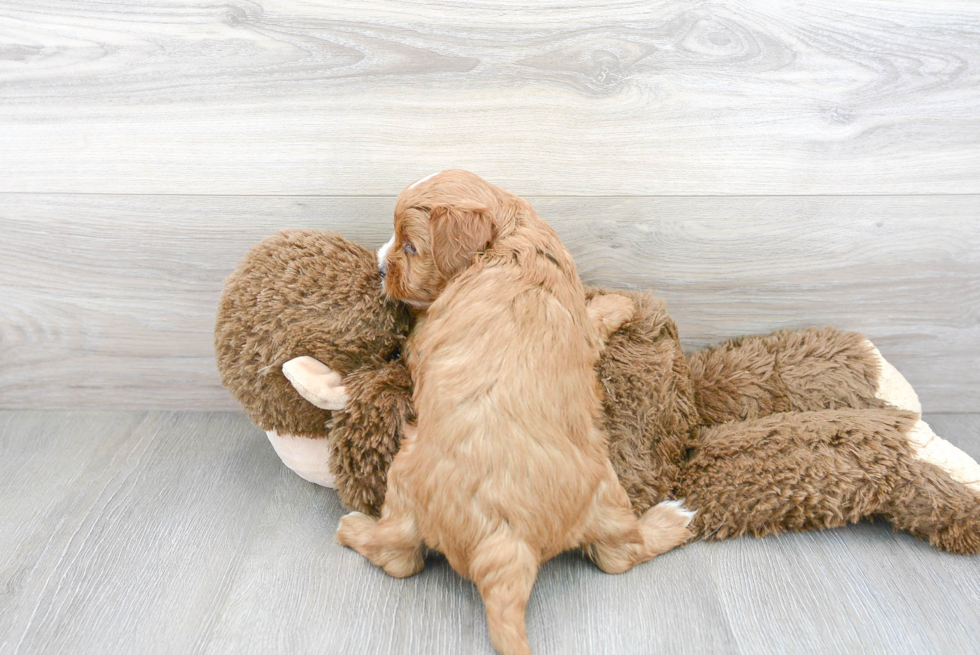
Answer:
(216, 230, 980, 554)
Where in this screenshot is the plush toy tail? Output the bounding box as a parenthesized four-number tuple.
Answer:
(679, 408, 980, 554)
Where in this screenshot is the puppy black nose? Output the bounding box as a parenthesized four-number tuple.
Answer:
(379, 263, 387, 278)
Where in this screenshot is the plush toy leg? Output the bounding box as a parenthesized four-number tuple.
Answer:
(882, 419, 980, 554)
(903, 420, 980, 491)
(680, 408, 980, 553)
(688, 327, 920, 426)
(265, 430, 337, 488)
(328, 359, 417, 516)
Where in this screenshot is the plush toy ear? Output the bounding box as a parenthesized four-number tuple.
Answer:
(429, 201, 493, 278)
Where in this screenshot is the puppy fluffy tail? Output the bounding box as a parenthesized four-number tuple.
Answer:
(469, 533, 539, 655)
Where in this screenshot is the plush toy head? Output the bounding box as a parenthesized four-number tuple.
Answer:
(215, 230, 413, 437)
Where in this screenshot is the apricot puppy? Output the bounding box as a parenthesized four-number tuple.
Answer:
(336, 170, 693, 655)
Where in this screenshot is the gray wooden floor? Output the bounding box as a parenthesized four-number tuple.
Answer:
(2, 410, 978, 655)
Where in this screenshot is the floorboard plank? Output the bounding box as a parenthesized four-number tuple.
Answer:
(1, 0, 979, 194)
(202, 480, 497, 655)
(0, 411, 977, 654)
(0, 412, 280, 655)
(0, 410, 148, 653)
(705, 522, 980, 655)
(206, 492, 737, 655)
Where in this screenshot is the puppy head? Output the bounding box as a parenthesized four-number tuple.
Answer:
(379, 170, 499, 307)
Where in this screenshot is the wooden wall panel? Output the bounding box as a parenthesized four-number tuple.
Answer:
(1, 194, 976, 411)
(1, 0, 978, 195)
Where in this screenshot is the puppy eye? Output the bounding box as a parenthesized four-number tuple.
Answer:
(404, 242, 417, 256)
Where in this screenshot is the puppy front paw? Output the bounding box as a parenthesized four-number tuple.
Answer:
(282, 356, 349, 410)
(588, 293, 636, 343)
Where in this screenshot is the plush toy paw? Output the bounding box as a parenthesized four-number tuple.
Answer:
(265, 430, 337, 487)
(905, 420, 980, 492)
(282, 356, 349, 410)
(863, 340, 922, 415)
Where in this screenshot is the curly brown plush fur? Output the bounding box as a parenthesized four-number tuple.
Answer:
(329, 359, 416, 514)
(587, 288, 699, 515)
(216, 230, 980, 554)
(688, 326, 888, 426)
(680, 409, 980, 554)
(683, 408, 921, 539)
(589, 290, 980, 554)
(215, 231, 412, 437)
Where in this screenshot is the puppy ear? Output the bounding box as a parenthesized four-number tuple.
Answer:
(429, 201, 493, 278)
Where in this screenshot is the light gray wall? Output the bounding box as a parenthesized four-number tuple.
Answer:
(1, 1, 978, 410)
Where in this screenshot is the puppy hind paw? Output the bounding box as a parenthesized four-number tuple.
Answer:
(335, 512, 425, 577)
(640, 500, 696, 554)
(381, 550, 426, 579)
(335, 511, 377, 549)
(653, 499, 697, 526)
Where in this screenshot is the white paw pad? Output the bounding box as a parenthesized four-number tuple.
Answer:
(906, 420, 980, 492)
(863, 340, 921, 415)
